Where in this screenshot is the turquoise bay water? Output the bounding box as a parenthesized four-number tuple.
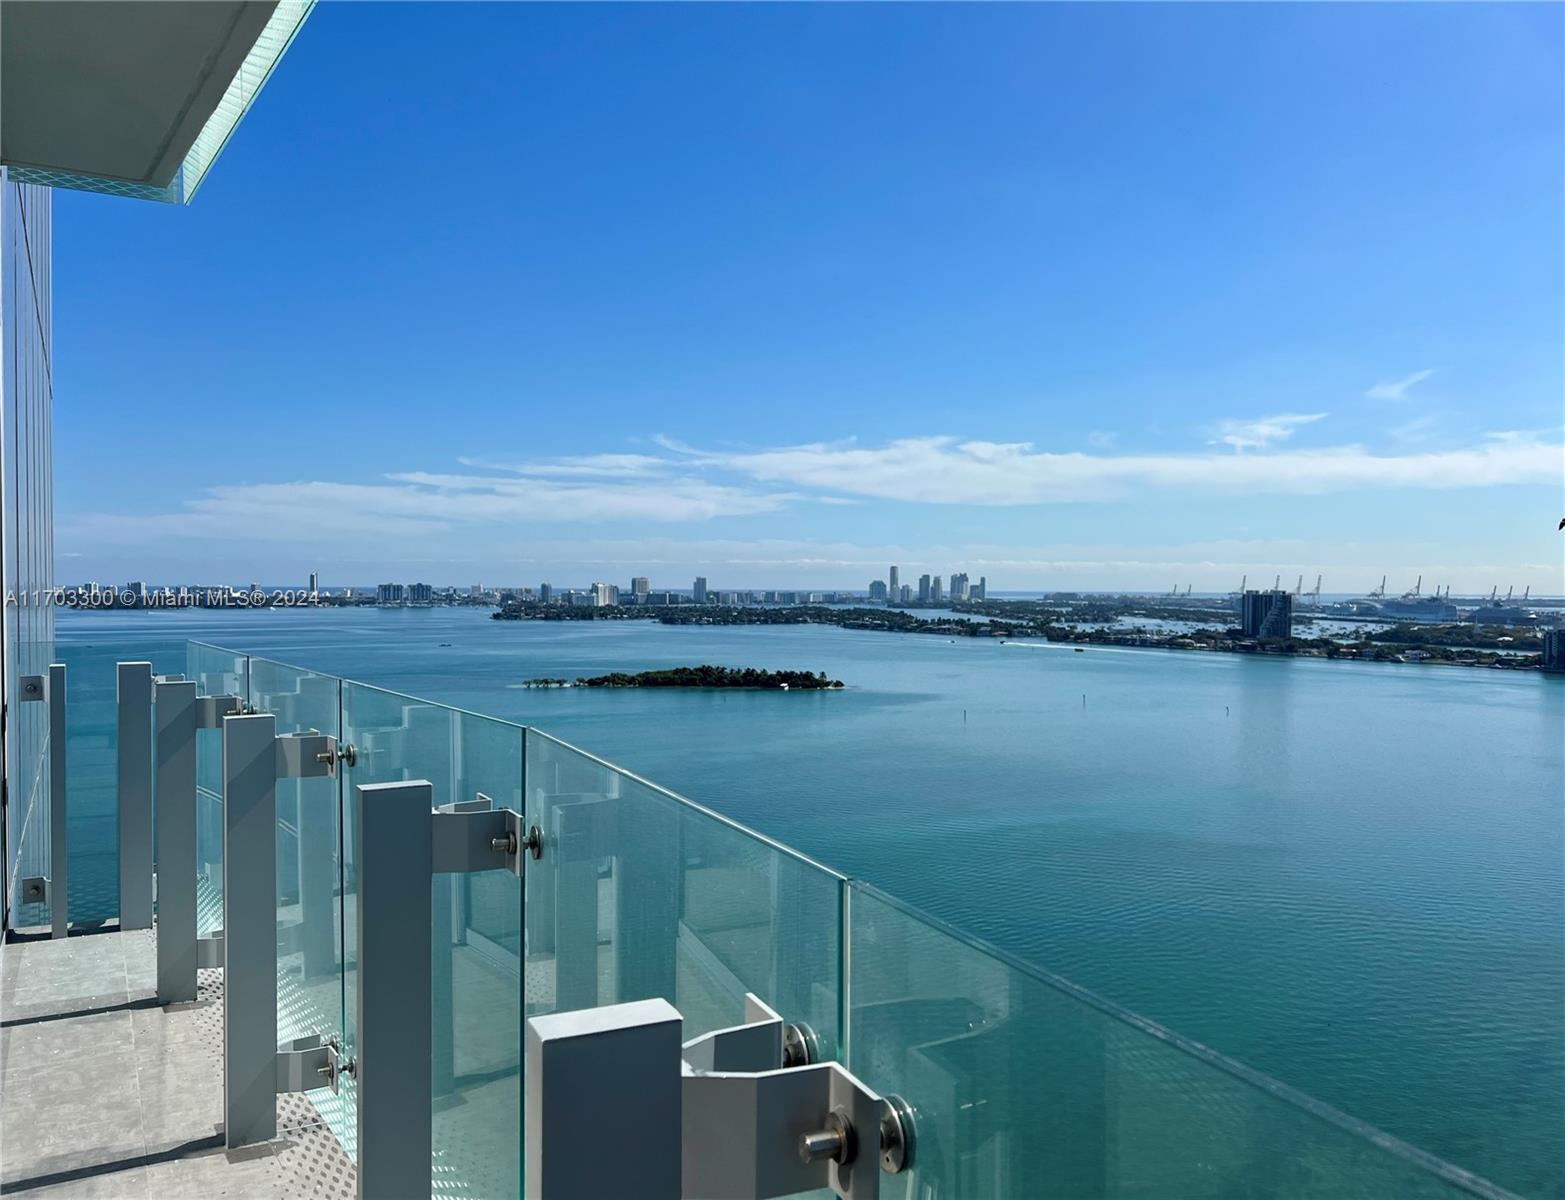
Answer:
(55, 607, 1564, 1197)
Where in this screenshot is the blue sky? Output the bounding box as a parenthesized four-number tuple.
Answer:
(54, 2, 1563, 592)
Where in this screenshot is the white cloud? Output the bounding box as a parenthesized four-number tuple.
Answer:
(64, 473, 799, 546)
(1388, 415, 1439, 444)
(664, 431, 1558, 504)
(1366, 369, 1434, 401)
(60, 429, 1563, 556)
(456, 453, 670, 479)
(1212, 412, 1327, 452)
(1086, 431, 1119, 449)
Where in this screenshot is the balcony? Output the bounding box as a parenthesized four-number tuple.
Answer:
(0, 639, 1515, 1199)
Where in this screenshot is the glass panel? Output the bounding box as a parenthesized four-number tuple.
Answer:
(341, 681, 523, 1196)
(847, 883, 1480, 1200)
(248, 657, 348, 1145)
(187, 643, 248, 936)
(43, 636, 184, 925)
(523, 729, 844, 1054)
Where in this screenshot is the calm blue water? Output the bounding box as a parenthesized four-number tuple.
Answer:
(55, 607, 1564, 1197)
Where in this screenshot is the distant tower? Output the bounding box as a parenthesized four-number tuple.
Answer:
(631, 576, 650, 604)
(889, 565, 899, 599)
(1240, 589, 1294, 639)
(931, 575, 944, 602)
(693, 576, 709, 603)
(975, 576, 987, 601)
(539, 582, 554, 604)
(1543, 629, 1565, 673)
(917, 574, 931, 602)
(308, 571, 319, 595)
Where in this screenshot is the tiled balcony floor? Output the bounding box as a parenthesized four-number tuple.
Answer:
(0, 928, 354, 1198)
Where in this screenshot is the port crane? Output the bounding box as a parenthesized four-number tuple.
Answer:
(1400, 575, 1422, 600)
(1369, 576, 1386, 598)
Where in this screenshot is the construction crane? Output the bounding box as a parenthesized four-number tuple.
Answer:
(1273, 574, 1281, 591)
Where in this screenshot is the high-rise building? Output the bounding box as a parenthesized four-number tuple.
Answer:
(868, 580, 889, 601)
(975, 576, 987, 601)
(408, 582, 433, 604)
(539, 583, 554, 604)
(309, 571, 320, 594)
(1542, 629, 1565, 673)
(931, 575, 944, 602)
(591, 582, 618, 607)
(1241, 589, 1294, 639)
(693, 576, 709, 604)
(376, 583, 404, 605)
(631, 576, 650, 603)
(917, 574, 931, 602)
(950, 573, 970, 602)
(889, 565, 899, 598)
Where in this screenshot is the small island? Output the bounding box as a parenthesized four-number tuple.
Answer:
(522, 665, 843, 690)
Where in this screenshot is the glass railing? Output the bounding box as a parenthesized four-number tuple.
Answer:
(338, 679, 524, 1195)
(522, 729, 845, 1056)
(33, 637, 1513, 1199)
(189, 643, 249, 935)
(845, 882, 1498, 1199)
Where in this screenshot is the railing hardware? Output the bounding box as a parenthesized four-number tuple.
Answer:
(783, 1020, 819, 1067)
(878, 1095, 915, 1175)
(314, 742, 358, 768)
(799, 1107, 854, 1165)
(532, 992, 915, 1199)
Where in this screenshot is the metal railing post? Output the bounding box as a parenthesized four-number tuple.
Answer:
(353, 784, 528, 1199)
(117, 661, 154, 930)
(20, 665, 69, 937)
(355, 780, 435, 1197)
(221, 711, 341, 1150)
(154, 678, 197, 1004)
(224, 711, 279, 1148)
(525, 1000, 683, 1200)
(47, 664, 68, 939)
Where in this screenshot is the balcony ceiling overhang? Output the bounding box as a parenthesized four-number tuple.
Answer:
(1, 0, 311, 203)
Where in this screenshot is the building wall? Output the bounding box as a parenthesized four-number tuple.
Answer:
(1544, 629, 1565, 673)
(1, 173, 56, 925)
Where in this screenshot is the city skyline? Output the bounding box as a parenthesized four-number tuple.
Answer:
(49, 4, 1563, 591)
